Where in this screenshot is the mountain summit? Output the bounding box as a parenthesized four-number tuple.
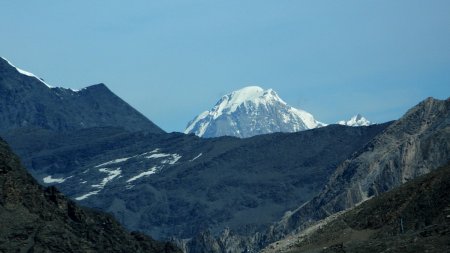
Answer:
(0, 57, 163, 134)
(337, 114, 372, 126)
(185, 86, 325, 138)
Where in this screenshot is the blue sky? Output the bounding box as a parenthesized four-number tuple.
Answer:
(1, 1, 449, 132)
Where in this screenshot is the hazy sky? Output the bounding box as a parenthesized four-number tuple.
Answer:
(1, 1, 449, 132)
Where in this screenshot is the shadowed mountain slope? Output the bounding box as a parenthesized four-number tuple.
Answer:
(253, 97, 450, 252)
(0, 57, 163, 134)
(262, 162, 450, 253)
(0, 138, 180, 253)
(3, 123, 388, 242)
(285, 98, 449, 229)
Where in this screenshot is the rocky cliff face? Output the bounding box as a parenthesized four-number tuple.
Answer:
(274, 97, 450, 241)
(0, 57, 163, 134)
(262, 162, 450, 253)
(0, 138, 180, 253)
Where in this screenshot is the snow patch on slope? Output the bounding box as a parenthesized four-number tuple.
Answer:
(146, 153, 171, 159)
(190, 153, 203, 162)
(146, 152, 182, 165)
(43, 175, 72, 184)
(75, 191, 100, 201)
(93, 149, 164, 168)
(75, 168, 121, 201)
(126, 167, 158, 183)
(95, 157, 133, 167)
(91, 168, 122, 189)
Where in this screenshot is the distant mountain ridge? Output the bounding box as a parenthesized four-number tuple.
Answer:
(338, 114, 372, 126)
(185, 86, 326, 138)
(0, 57, 163, 134)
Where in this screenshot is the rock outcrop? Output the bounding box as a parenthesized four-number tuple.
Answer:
(262, 162, 450, 253)
(274, 97, 450, 241)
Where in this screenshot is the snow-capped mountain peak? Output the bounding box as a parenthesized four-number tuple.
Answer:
(185, 86, 326, 138)
(337, 114, 372, 126)
(211, 86, 286, 119)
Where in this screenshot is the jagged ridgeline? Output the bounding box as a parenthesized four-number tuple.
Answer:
(0, 138, 181, 252)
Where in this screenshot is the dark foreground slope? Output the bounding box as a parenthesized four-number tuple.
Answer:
(0, 138, 180, 253)
(0, 57, 163, 134)
(263, 162, 450, 253)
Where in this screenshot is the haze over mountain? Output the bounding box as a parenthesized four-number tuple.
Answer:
(185, 86, 326, 138)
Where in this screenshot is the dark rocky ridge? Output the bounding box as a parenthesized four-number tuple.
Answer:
(245, 97, 450, 252)
(0, 138, 181, 253)
(262, 162, 450, 253)
(0, 57, 163, 134)
(281, 97, 450, 231)
(3, 123, 388, 242)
